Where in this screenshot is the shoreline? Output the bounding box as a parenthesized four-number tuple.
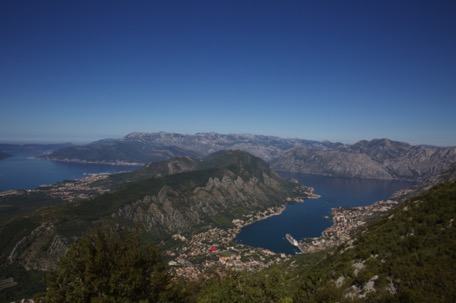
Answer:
(37, 156, 144, 166)
(233, 182, 322, 234)
(167, 185, 321, 278)
(231, 204, 287, 232)
(297, 199, 400, 253)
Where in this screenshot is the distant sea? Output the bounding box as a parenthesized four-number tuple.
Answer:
(0, 153, 139, 191)
(236, 172, 415, 254)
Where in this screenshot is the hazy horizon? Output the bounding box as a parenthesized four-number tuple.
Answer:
(0, 130, 453, 148)
(1, 1, 455, 146)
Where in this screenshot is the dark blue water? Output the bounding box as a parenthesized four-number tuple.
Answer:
(0, 153, 139, 191)
(236, 173, 415, 254)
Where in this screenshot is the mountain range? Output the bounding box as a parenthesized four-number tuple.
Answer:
(2, 142, 456, 300)
(41, 132, 340, 164)
(41, 132, 456, 181)
(0, 151, 297, 274)
(272, 138, 456, 181)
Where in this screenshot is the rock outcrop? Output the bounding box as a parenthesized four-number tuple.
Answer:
(42, 131, 339, 164)
(117, 172, 284, 235)
(273, 139, 456, 180)
(7, 223, 69, 271)
(2, 150, 292, 271)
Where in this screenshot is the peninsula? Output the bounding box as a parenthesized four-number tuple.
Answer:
(296, 194, 412, 253)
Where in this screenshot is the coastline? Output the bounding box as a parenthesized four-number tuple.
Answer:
(233, 185, 321, 232)
(166, 184, 321, 278)
(297, 199, 400, 253)
(231, 205, 287, 232)
(38, 156, 144, 166)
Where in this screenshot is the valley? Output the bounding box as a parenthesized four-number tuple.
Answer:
(0, 135, 455, 302)
(0, 151, 307, 285)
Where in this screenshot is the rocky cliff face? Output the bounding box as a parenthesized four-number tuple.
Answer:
(272, 139, 456, 180)
(7, 223, 69, 271)
(43, 133, 456, 182)
(114, 150, 288, 236)
(2, 150, 292, 271)
(272, 147, 392, 179)
(117, 172, 283, 235)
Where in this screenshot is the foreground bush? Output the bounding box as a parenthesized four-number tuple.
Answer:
(45, 224, 172, 303)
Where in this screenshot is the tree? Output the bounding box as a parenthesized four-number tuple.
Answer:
(45, 223, 171, 302)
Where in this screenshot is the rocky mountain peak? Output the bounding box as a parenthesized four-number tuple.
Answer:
(273, 139, 456, 180)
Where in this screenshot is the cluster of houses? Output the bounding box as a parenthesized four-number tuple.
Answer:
(36, 173, 111, 202)
(166, 206, 291, 279)
(299, 199, 399, 252)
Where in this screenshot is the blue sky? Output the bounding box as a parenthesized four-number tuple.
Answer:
(1, 1, 455, 146)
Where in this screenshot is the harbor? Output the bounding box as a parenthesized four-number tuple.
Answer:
(296, 199, 401, 253)
(285, 233, 304, 253)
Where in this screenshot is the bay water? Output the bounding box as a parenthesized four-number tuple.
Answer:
(0, 153, 139, 191)
(235, 172, 415, 254)
(1, 155, 415, 255)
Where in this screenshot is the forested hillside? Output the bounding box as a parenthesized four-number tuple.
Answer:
(35, 180, 456, 302)
(2, 155, 455, 302)
(198, 180, 456, 302)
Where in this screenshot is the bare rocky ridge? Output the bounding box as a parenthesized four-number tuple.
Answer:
(7, 223, 69, 271)
(113, 151, 290, 236)
(272, 147, 392, 179)
(2, 150, 294, 271)
(42, 133, 456, 181)
(272, 139, 456, 180)
(117, 172, 284, 235)
(43, 132, 339, 164)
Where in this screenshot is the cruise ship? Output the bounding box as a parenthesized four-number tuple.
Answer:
(285, 233, 299, 247)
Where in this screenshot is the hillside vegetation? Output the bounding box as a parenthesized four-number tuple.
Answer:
(1, 149, 456, 301)
(11, 179, 455, 302)
(0, 151, 298, 300)
(197, 180, 456, 302)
